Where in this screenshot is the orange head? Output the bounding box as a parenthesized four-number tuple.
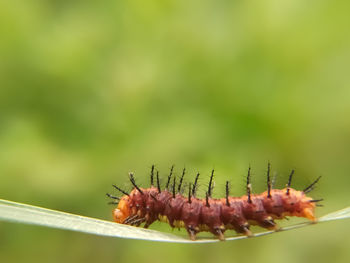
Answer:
(113, 195, 131, 223)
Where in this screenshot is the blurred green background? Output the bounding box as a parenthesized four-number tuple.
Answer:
(1, 0, 350, 262)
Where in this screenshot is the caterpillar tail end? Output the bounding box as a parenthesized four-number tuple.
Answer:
(303, 207, 317, 223)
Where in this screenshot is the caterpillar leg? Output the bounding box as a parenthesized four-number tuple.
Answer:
(143, 214, 157, 228)
(186, 225, 199, 241)
(260, 216, 280, 231)
(236, 222, 253, 237)
(213, 226, 226, 241)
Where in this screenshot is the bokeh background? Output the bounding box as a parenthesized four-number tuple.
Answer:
(1, 0, 350, 262)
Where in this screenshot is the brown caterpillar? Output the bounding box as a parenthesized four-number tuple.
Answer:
(107, 164, 322, 241)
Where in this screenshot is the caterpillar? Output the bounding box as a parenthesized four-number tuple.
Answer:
(107, 164, 322, 241)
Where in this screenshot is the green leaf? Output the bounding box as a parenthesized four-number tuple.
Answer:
(0, 199, 349, 243)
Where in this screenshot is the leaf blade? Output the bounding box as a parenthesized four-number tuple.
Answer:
(0, 199, 349, 243)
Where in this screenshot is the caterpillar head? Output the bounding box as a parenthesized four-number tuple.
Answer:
(113, 195, 131, 223)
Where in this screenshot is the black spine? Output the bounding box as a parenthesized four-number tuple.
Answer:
(286, 169, 294, 195)
(247, 166, 252, 203)
(188, 183, 192, 203)
(166, 165, 174, 189)
(156, 170, 161, 193)
(129, 172, 144, 194)
(192, 172, 200, 196)
(172, 176, 176, 198)
(178, 167, 186, 193)
(225, 181, 230, 206)
(267, 162, 271, 198)
(112, 185, 130, 196)
(205, 192, 210, 207)
(303, 176, 322, 193)
(106, 193, 120, 200)
(150, 164, 155, 186)
(208, 169, 214, 197)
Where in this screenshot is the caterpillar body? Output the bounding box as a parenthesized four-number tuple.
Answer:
(107, 164, 322, 241)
